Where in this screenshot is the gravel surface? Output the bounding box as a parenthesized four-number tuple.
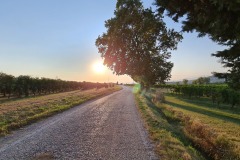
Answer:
(0, 86, 157, 160)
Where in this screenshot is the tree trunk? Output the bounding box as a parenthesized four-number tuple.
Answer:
(140, 82, 145, 92)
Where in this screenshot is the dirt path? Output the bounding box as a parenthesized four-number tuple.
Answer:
(0, 86, 157, 160)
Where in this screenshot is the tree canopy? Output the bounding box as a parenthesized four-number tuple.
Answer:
(155, 0, 240, 45)
(96, 0, 182, 88)
(155, 0, 240, 90)
(182, 79, 188, 85)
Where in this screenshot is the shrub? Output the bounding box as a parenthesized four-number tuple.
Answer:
(152, 90, 165, 103)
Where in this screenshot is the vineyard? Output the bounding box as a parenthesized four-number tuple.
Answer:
(155, 84, 240, 108)
(0, 72, 113, 99)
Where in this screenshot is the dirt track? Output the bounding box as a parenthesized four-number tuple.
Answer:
(0, 86, 157, 160)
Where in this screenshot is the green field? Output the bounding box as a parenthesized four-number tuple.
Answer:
(135, 87, 240, 160)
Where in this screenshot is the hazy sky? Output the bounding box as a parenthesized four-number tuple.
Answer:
(0, 0, 227, 83)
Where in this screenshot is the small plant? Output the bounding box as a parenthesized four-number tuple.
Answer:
(152, 90, 165, 103)
(214, 136, 238, 160)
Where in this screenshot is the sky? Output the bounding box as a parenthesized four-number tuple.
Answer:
(0, 0, 227, 83)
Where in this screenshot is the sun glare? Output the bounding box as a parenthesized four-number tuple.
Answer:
(93, 61, 106, 74)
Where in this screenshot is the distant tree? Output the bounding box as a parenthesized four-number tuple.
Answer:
(192, 80, 197, 85)
(182, 79, 188, 85)
(155, 0, 240, 90)
(0, 72, 8, 97)
(199, 77, 205, 85)
(15, 75, 31, 97)
(33, 78, 42, 95)
(96, 0, 182, 90)
(0, 73, 15, 98)
(192, 77, 210, 85)
(204, 77, 210, 84)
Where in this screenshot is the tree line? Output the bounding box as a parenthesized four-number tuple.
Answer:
(157, 84, 240, 108)
(182, 77, 211, 85)
(0, 72, 112, 98)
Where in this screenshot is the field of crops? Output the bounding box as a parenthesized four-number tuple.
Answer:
(156, 84, 240, 109)
(0, 72, 114, 99)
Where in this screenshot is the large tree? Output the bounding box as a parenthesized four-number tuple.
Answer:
(155, 0, 240, 45)
(155, 0, 240, 89)
(96, 0, 182, 89)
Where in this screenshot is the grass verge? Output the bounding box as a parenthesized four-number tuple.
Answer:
(134, 86, 240, 160)
(134, 90, 205, 160)
(0, 86, 121, 137)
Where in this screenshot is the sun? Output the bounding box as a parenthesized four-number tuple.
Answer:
(92, 61, 106, 74)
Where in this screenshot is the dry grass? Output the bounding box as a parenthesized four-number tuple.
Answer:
(135, 85, 240, 160)
(164, 95, 240, 159)
(134, 91, 205, 160)
(161, 104, 239, 160)
(153, 92, 240, 160)
(151, 90, 165, 103)
(0, 86, 121, 136)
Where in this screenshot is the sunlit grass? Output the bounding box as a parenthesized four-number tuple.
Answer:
(134, 91, 205, 160)
(164, 94, 240, 154)
(135, 86, 240, 159)
(0, 86, 121, 137)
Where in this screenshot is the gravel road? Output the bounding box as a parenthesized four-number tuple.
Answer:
(0, 86, 157, 160)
